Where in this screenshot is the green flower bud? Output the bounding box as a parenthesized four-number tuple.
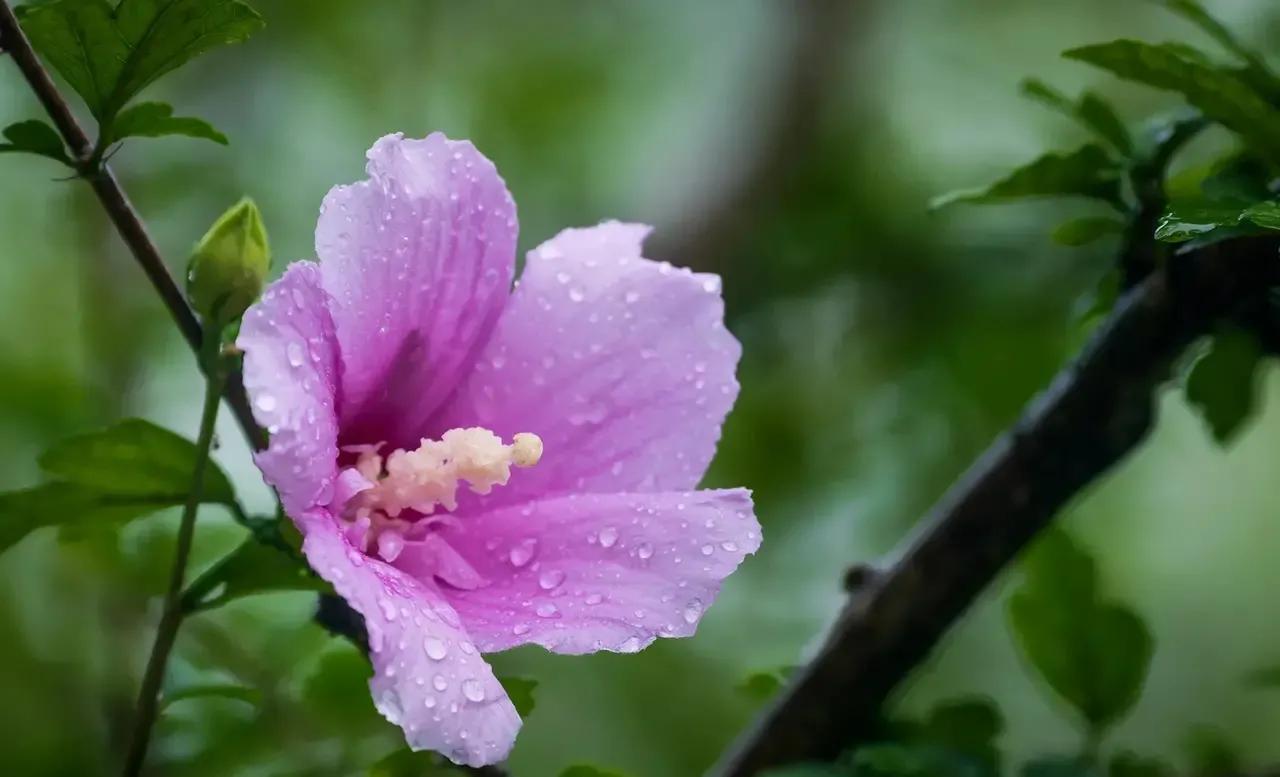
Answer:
(187, 197, 270, 326)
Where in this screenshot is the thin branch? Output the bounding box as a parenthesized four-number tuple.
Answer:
(0, 0, 265, 451)
(710, 235, 1280, 776)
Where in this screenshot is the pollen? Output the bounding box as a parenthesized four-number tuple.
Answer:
(346, 427, 543, 527)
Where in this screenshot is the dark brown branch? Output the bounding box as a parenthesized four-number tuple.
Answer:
(710, 235, 1280, 776)
(0, 0, 266, 451)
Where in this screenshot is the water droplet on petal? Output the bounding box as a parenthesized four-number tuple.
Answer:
(700, 544, 714, 556)
(255, 394, 277, 412)
(585, 593, 603, 605)
(636, 542, 654, 560)
(539, 569, 565, 590)
(683, 599, 703, 624)
(598, 527, 618, 548)
(287, 341, 305, 367)
(721, 541, 739, 552)
(462, 679, 485, 703)
(509, 538, 538, 567)
(424, 638, 448, 660)
(432, 675, 448, 691)
(513, 623, 530, 636)
(535, 602, 559, 618)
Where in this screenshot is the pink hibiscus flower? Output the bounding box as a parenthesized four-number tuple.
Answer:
(238, 132, 761, 766)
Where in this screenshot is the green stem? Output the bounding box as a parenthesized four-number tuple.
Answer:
(121, 332, 226, 777)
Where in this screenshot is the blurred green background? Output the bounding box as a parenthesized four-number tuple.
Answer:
(3, 1, 1280, 775)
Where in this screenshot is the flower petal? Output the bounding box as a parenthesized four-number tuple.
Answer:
(238, 262, 341, 518)
(439, 489, 760, 654)
(433, 221, 740, 507)
(316, 132, 518, 448)
(298, 509, 520, 767)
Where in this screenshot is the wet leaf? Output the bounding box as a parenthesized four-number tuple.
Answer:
(931, 145, 1123, 211)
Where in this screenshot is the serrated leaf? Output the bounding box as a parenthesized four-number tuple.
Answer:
(930, 145, 1123, 210)
(1064, 40, 1280, 164)
(1185, 326, 1264, 444)
(1007, 529, 1154, 733)
(1108, 752, 1173, 777)
(108, 101, 227, 145)
(0, 119, 71, 163)
(1020, 79, 1132, 155)
(160, 682, 259, 710)
(183, 536, 325, 612)
(18, 0, 263, 121)
(497, 676, 538, 717)
(39, 418, 235, 504)
(1052, 217, 1126, 246)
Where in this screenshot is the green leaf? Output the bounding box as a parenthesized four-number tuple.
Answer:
(761, 767, 851, 777)
(1183, 726, 1241, 776)
(108, 101, 227, 145)
(1007, 529, 1154, 733)
(1243, 664, 1280, 687)
(18, 0, 263, 120)
(187, 197, 271, 325)
(1064, 40, 1280, 164)
(1155, 200, 1280, 242)
(1020, 79, 1132, 155)
(1051, 217, 1126, 247)
(1108, 752, 1173, 777)
(737, 666, 796, 702)
(1021, 757, 1101, 777)
(183, 537, 324, 612)
(851, 743, 992, 777)
(1151, 0, 1272, 77)
(920, 698, 1003, 769)
(0, 119, 71, 163)
(39, 418, 234, 504)
(930, 145, 1123, 210)
(368, 749, 468, 777)
(160, 682, 259, 710)
(560, 767, 630, 777)
(497, 676, 538, 717)
(0, 482, 178, 552)
(1185, 326, 1265, 444)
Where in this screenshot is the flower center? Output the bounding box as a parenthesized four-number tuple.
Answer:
(341, 427, 542, 562)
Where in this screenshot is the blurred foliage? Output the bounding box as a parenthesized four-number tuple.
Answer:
(4, 1, 1280, 777)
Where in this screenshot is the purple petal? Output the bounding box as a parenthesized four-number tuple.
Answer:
(439, 489, 760, 654)
(433, 222, 740, 508)
(298, 509, 520, 767)
(238, 263, 341, 518)
(316, 132, 518, 448)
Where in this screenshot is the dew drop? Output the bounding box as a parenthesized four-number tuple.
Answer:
(535, 602, 560, 618)
(636, 542, 654, 560)
(513, 623, 530, 635)
(721, 541, 739, 552)
(424, 638, 448, 660)
(585, 593, 603, 605)
(287, 342, 305, 367)
(598, 527, 618, 549)
(462, 679, 486, 703)
(432, 675, 448, 691)
(683, 599, 703, 624)
(539, 569, 566, 590)
(700, 544, 714, 556)
(255, 394, 277, 412)
(509, 538, 538, 567)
